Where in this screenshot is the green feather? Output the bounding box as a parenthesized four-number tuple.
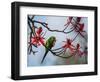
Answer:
(41, 36, 56, 63)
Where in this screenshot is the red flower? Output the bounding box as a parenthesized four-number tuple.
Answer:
(72, 18, 86, 39)
(75, 17, 85, 33)
(68, 17, 82, 31)
(64, 17, 73, 26)
(75, 43, 81, 51)
(36, 27, 43, 35)
(75, 23, 86, 40)
(31, 27, 45, 46)
(62, 39, 75, 53)
(31, 36, 44, 46)
(79, 23, 84, 31)
(74, 43, 84, 57)
(76, 23, 85, 32)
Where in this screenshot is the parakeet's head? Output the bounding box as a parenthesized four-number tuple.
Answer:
(50, 36, 56, 41)
(50, 36, 56, 46)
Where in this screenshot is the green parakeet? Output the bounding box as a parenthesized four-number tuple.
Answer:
(41, 36, 56, 64)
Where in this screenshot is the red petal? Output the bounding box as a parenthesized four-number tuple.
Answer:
(36, 27, 42, 35)
(79, 23, 84, 31)
(69, 46, 74, 52)
(40, 39, 44, 45)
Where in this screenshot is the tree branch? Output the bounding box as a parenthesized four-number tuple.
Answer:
(41, 43, 77, 59)
(28, 17, 75, 34)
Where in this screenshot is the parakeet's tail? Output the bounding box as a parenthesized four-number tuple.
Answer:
(41, 51, 48, 64)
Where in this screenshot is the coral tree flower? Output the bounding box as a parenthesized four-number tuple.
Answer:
(73, 17, 86, 39)
(74, 43, 84, 57)
(62, 39, 75, 54)
(76, 23, 85, 32)
(31, 27, 45, 46)
(36, 27, 43, 35)
(75, 17, 85, 32)
(78, 23, 84, 32)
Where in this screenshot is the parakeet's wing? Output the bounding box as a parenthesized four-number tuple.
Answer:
(45, 38, 51, 49)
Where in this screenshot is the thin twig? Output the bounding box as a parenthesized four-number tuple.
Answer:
(45, 26, 75, 34)
(52, 47, 63, 51)
(72, 33, 79, 42)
